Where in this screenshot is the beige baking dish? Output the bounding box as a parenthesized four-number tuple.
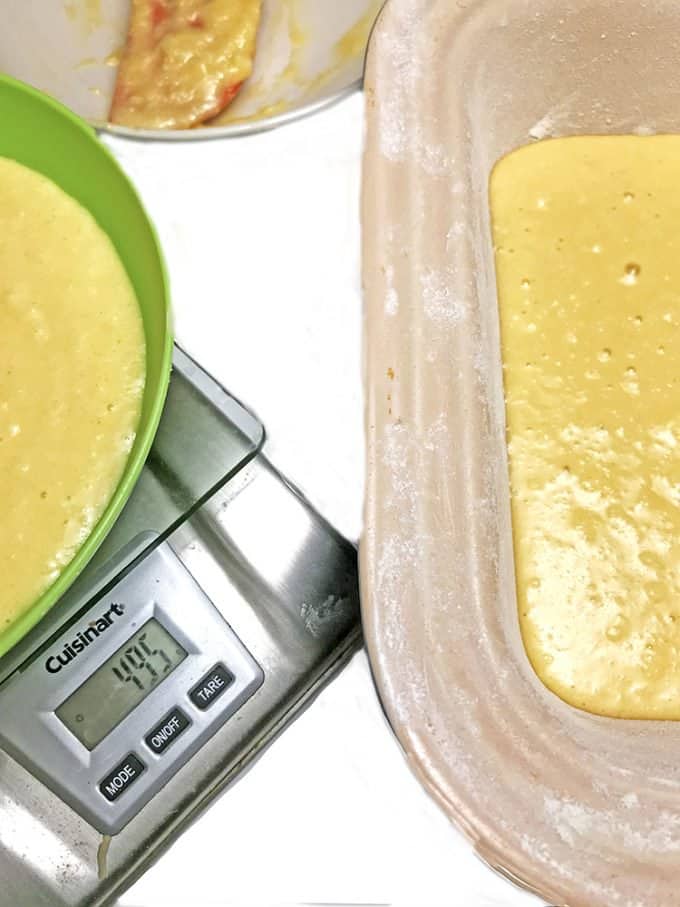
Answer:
(361, 1, 680, 905)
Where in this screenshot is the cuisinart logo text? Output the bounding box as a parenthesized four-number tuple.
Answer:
(45, 604, 126, 674)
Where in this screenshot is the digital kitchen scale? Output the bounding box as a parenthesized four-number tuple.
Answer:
(0, 346, 361, 907)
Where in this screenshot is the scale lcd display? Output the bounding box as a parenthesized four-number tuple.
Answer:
(56, 618, 187, 750)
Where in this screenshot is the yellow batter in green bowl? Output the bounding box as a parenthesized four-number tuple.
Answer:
(0, 74, 172, 659)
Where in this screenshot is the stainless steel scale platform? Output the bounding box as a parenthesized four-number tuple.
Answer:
(0, 346, 361, 907)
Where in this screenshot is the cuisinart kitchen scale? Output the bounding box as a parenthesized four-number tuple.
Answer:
(0, 346, 361, 907)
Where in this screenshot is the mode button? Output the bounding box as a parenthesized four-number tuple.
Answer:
(99, 753, 146, 803)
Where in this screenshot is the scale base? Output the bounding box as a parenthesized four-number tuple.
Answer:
(0, 349, 360, 907)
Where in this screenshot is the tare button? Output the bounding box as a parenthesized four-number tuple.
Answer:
(189, 664, 235, 711)
(99, 753, 146, 802)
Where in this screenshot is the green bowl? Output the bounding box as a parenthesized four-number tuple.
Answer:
(0, 74, 173, 659)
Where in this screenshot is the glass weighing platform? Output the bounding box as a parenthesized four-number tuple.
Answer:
(0, 346, 361, 907)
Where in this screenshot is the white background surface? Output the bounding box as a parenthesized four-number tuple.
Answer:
(107, 94, 540, 907)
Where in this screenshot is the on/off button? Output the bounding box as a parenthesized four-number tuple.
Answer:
(145, 707, 191, 756)
(188, 663, 234, 711)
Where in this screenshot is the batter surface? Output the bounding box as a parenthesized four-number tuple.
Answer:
(490, 136, 680, 720)
(110, 0, 262, 129)
(0, 158, 145, 627)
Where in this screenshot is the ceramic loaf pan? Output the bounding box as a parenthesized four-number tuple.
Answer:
(361, 1, 680, 905)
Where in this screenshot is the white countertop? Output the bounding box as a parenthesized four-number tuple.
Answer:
(108, 94, 540, 907)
